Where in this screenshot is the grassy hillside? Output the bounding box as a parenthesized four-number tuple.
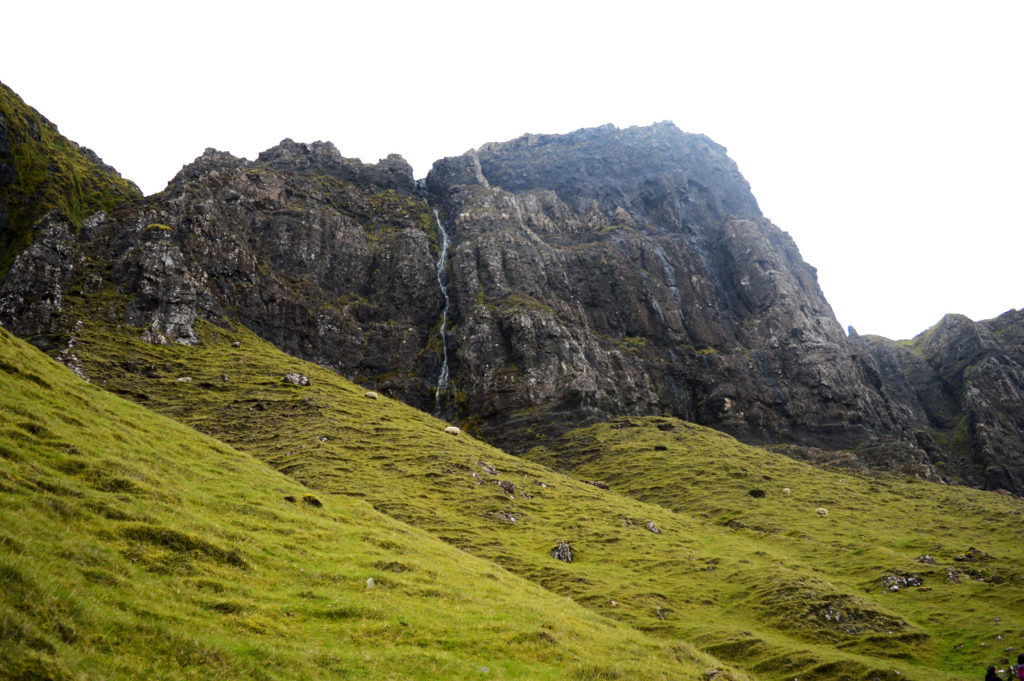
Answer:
(42, 290, 1023, 681)
(0, 82, 141, 279)
(0, 327, 725, 680)
(525, 418, 1024, 675)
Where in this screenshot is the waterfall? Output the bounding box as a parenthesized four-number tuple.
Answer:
(432, 208, 451, 415)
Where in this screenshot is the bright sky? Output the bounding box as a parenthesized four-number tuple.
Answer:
(3, 1, 1021, 340)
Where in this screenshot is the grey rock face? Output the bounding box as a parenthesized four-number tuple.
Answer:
(853, 310, 1024, 493)
(114, 226, 199, 345)
(0, 214, 76, 346)
(51, 140, 445, 408)
(426, 123, 916, 457)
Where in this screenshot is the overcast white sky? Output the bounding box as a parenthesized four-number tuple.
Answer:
(3, 1, 1021, 340)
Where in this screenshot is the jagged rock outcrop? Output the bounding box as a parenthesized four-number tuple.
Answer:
(0, 214, 76, 348)
(853, 310, 1024, 491)
(63, 140, 442, 406)
(426, 124, 919, 456)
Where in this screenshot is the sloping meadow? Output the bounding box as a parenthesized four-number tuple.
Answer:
(48, 305, 1020, 681)
(525, 418, 1024, 676)
(0, 327, 721, 680)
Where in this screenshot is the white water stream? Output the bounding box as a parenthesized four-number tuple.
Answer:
(432, 209, 451, 414)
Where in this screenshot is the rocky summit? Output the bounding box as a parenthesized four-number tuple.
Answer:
(2, 82, 1023, 494)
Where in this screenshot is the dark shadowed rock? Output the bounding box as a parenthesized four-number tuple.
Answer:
(0, 214, 76, 344)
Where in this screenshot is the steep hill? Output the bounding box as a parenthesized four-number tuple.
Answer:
(424, 124, 909, 455)
(0, 327, 724, 680)
(0, 82, 140, 281)
(44, 300, 1024, 681)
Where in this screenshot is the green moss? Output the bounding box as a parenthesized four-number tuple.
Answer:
(949, 414, 972, 457)
(618, 336, 647, 351)
(146, 223, 172, 231)
(0, 83, 141, 280)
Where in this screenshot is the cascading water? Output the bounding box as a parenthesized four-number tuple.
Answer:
(431, 208, 452, 416)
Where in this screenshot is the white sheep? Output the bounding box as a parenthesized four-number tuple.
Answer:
(444, 426, 461, 436)
(782, 487, 792, 495)
(816, 507, 829, 517)
(364, 391, 379, 400)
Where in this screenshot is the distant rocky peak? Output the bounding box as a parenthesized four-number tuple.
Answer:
(256, 138, 416, 194)
(169, 148, 245, 187)
(256, 138, 344, 171)
(428, 122, 761, 230)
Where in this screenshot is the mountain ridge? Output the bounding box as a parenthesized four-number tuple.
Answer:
(1, 80, 1023, 494)
(3, 80, 1024, 680)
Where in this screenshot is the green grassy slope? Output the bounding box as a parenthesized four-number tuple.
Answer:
(0, 327, 724, 680)
(525, 418, 1024, 676)
(52, 295, 1022, 681)
(0, 82, 141, 278)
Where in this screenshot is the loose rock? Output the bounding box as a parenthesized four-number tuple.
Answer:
(953, 547, 990, 562)
(882, 574, 923, 592)
(283, 373, 310, 386)
(551, 541, 573, 563)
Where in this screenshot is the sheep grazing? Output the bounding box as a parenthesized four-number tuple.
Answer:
(782, 487, 792, 495)
(816, 507, 829, 517)
(364, 391, 379, 400)
(444, 426, 461, 436)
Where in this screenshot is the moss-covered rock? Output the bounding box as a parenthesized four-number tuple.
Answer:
(0, 81, 141, 280)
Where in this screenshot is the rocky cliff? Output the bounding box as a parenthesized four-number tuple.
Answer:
(425, 123, 917, 456)
(2, 82, 1022, 493)
(852, 311, 1024, 492)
